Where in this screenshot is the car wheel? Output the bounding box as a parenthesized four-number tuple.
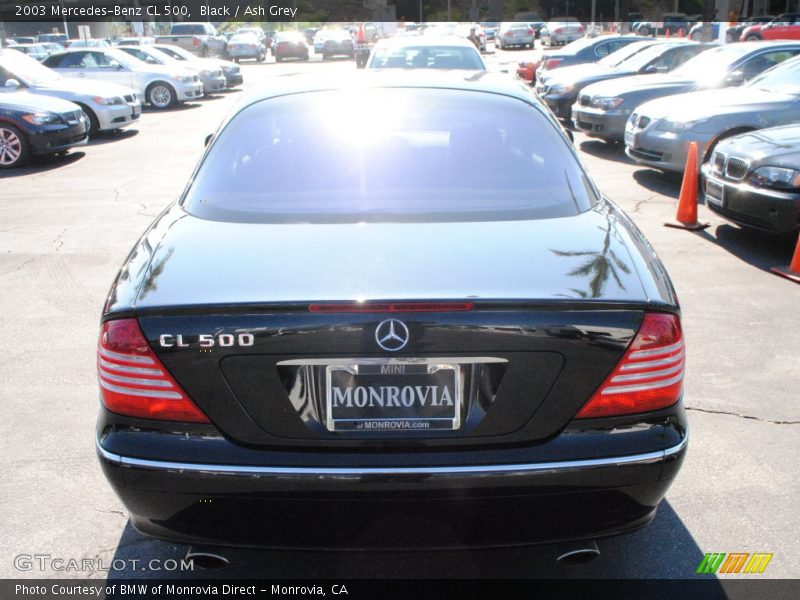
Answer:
(258, 52, 265, 62)
(147, 82, 176, 109)
(275, 56, 283, 63)
(77, 105, 100, 139)
(200, 45, 209, 57)
(322, 53, 329, 61)
(745, 34, 761, 41)
(0, 124, 30, 169)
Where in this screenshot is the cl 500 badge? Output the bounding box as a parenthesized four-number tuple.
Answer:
(158, 333, 255, 348)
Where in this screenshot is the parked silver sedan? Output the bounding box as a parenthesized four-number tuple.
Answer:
(117, 46, 226, 95)
(625, 55, 800, 173)
(152, 44, 242, 89)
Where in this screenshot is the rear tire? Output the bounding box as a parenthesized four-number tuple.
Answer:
(0, 123, 30, 169)
(745, 34, 761, 41)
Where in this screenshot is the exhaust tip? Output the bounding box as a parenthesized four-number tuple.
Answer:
(556, 541, 600, 566)
(185, 547, 230, 570)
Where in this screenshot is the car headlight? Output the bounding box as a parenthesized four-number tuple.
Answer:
(547, 83, 573, 95)
(591, 97, 624, 111)
(656, 118, 709, 133)
(199, 69, 211, 77)
(750, 166, 800, 189)
(21, 112, 61, 125)
(171, 75, 195, 83)
(221, 65, 234, 73)
(92, 96, 123, 106)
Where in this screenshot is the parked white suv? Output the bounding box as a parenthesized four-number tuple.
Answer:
(42, 48, 203, 109)
(0, 48, 140, 136)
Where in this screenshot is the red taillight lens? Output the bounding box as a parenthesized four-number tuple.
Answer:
(527, 28, 534, 35)
(575, 313, 684, 419)
(555, 27, 565, 34)
(309, 302, 475, 313)
(192, 36, 200, 48)
(545, 58, 563, 69)
(97, 319, 210, 423)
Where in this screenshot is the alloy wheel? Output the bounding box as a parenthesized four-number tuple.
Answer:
(0, 127, 23, 167)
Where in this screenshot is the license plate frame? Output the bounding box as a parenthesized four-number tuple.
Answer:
(706, 179, 725, 207)
(325, 361, 461, 433)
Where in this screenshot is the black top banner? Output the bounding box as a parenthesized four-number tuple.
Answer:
(0, 0, 730, 24)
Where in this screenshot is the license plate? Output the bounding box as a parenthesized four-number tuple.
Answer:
(325, 362, 461, 432)
(706, 180, 725, 207)
(624, 130, 634, 147)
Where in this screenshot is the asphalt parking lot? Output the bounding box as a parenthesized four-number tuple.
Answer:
(1, 42, 798, 581)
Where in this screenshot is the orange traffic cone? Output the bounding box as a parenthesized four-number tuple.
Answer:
(677, 28, 685, 38)
(665, 29, 671, 37)
(771, 235, 800, 283)
(665, 142, 710, 230)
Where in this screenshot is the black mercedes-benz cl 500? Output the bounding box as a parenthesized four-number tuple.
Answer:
(96, 72, 687, 549)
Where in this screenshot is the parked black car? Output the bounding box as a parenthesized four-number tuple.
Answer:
(96, 72, 687, 549)
(702, 124, 800, 233)
(634, 14, 698, 37)
(0, 90, 87, 168)
(535, 35, 641, 81)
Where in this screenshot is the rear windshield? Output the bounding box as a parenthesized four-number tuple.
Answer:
(183, 89, 597, 224)
(369, 45, 484, 69)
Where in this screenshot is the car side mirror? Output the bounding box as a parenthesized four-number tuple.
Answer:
(204, 133, 213, 147)
(726, 71, 745, 86)
(109, 60, 122, 70)
(4, 78, 21, 90)
(643, 65, 657, 74)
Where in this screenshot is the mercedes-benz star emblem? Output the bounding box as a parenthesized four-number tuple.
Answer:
(375, 319, 409, 352)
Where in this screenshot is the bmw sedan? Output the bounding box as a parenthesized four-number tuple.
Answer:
(539, 41, 711, 121)
(578, 41, 800, 144)
(1, 48, 140, 137)
(702, 124, 800, 233)
(626, 55, 800, 173)
(0, 90, 87, 168)
(96, 73, 688, 549)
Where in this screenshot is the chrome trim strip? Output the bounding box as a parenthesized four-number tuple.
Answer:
(601, 371, 684, 395)
(610, 360, 684, 384)
(98, 356, 163, 376)
(99, 378, 181, 399)
(98, 346, 155, 365)
(277, 357, 509, 366)
(620, 349, 684, 372)
(95, 436, 688, 477)
(98, 369, 172, 388)
(628, 340, 683, 360)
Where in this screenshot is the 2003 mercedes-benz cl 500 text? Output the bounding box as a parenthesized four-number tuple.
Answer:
(96, 72, 688, 549)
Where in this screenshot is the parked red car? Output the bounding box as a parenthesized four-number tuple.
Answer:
(517, 56, 543, 83)
(740, 13, 800, 41)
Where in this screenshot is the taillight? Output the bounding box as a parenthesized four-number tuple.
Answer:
(555, 27, 565, 34)
(575, 313, 684, 419)
(545, 58, 563, 69)
(527, 28, 534, 35)
(97, 319, 209, 423)
(192, 35, 200, 48)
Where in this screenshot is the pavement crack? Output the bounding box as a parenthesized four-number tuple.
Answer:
(686, 406, 800, 425)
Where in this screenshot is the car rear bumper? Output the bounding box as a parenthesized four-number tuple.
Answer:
(702, 166, 800, 233)
(97, 408, 687, 549)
